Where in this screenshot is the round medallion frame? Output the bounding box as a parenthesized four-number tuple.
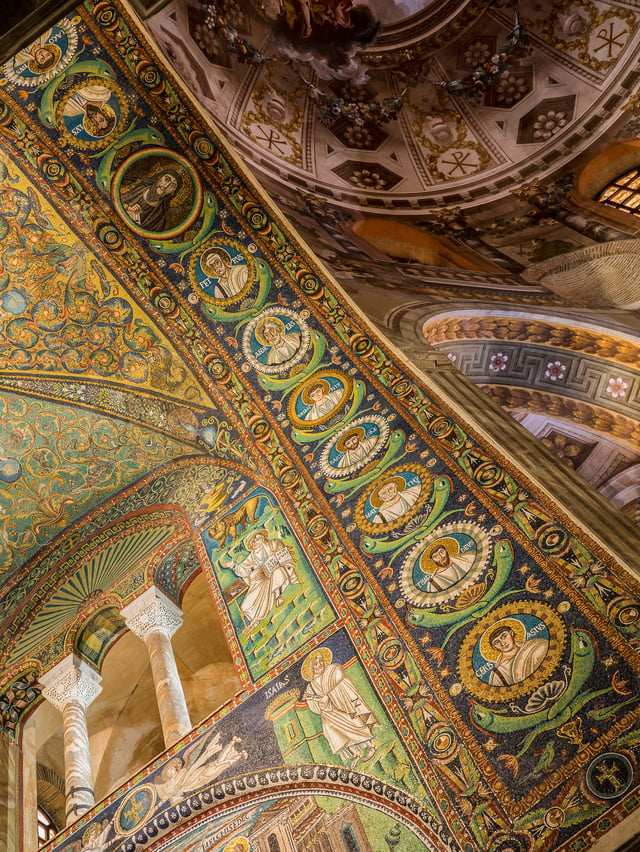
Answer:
(112, 147, 203, 240)
(458, 600, 567, 703)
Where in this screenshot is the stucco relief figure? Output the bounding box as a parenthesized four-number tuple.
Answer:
(120, 169, 182, 232)
(486, 623, 549, 687)
(370, 475, 420, 524)
(200, 246, 249, 299)
(255, 317, 301, 366)
(418, 539, 475, 592)
(302, 648, 378, 768)
(229, 531, 299, 628)
(155, 731, 248, 805)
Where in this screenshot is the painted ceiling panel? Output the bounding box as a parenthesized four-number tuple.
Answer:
(147, 0, 640, 210)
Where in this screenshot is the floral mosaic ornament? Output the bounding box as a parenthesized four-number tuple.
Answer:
(2, 4, 640, 851)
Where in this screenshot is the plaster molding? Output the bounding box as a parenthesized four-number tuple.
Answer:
(39, 655, 102, 713)
(121, 586, 183, 642)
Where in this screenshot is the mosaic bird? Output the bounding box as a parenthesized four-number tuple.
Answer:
(521, 742, 555, 783)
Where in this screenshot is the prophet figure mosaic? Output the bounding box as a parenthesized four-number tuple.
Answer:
(0, 3, 639, 852)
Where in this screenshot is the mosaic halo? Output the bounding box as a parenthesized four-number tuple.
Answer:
(286, 368, 352, 429)
(242, 307, 310, 375)
(400, 520, 491, 607)
(458, 600, 567, 703)
(112, 147, 203, 239)
(189, 237, 256, 305)
(318, 414, 390, 479)
(355, 462, 433, 534)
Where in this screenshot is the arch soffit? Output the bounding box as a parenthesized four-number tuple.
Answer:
(411, 305, 640, 442)
(384, 300, 640, 347)
(0, 451, 320, 690)
(480, 385, 640, 453)
(0, 455, 257, 681)
(420, 305, 640, 355)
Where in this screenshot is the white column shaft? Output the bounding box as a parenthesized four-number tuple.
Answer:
(121, 586, 192, 749)
(146, 628, 191, 747)
(40, 654, 101, 828)
(62, 698, 95, 822)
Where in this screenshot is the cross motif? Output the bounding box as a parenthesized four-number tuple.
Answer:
(253, 125, 289, 155)
(440, 150, 478, 177)
(593, 21, 629, 58)
(122, 792, 149, 825)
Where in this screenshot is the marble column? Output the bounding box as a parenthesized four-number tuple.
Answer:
(21, 717, 38, 850)
(121, 587, 191, 748)
(40, 655, 102, 826)
(0, 735, 19, 852)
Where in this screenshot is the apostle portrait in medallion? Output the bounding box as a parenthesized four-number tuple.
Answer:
(333, 426, 378, 470)
(254, 316, 301, 366)
(59, 80, 121, 145)
(121, 169, 183, 232)
(200, 246, 249, 300)
(288, 370, 351, 429)
(243, 308, 310, 375)
(300, 378, 344, 422)
(4, 21, 77, 87)
(114, 149, 201, 238)
(320, 415, 388, 479)
(485, 620, 549, 687)
(369, 474, 421, 524)
(416, 537, 476, 593)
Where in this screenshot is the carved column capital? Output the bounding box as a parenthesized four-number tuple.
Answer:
(40, 655, 102, 713)
(121, 586, 183, 642)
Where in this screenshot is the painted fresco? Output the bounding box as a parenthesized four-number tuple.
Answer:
(0, 4, 638, 852)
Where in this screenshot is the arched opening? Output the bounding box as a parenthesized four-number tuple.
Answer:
(31, 569, 240, 825)
(597, 167, 640, 217)
(351, 219, 505, 272)
(36, 806, 57, 847)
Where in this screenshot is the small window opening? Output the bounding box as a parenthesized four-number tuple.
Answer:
(597, 169, 640, 216)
